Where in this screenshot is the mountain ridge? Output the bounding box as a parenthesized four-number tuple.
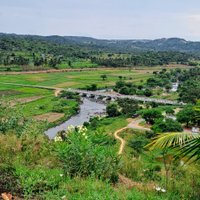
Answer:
(1, 33, 200, 53)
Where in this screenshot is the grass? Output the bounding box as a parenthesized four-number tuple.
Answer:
(0, 84, 79, 126)
(0, 85, 52, 99)
(0, 66, 186, 124)
(93, 116, 128, 134)
(18, 96, 78, 125)
(0, 69, 153, 89)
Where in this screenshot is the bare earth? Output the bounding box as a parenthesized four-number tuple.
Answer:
(33, 112, 65, 123)
(10, 96, 43, 106)
(114, 120, 155, 190)
(114, 127, 128, 155)
(127, 118, 151, 131)
(114, 118, 150, 156)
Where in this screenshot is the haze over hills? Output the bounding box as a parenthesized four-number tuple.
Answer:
(1, 33, 200, 53)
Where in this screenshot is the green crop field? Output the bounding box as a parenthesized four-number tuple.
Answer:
(0, 68, 152, 124)
(0, 69, 153, 89)
(0, 66, 188, 124)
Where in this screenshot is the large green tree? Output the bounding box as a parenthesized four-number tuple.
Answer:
(152, 118, 183, 133)
(138, 109, 163, 124)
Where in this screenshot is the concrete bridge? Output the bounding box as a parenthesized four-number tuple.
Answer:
(0, 82, 183, 105)
(69, 89, 182, 105)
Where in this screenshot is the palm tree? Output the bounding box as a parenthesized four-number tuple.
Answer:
(147, 132, 200, 163)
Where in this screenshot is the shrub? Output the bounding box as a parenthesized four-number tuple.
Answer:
(0, 165, 22, 195)
(117, 98, 139, 117)
(138, 108, 163, 124)
(152, 118, 183, 133)
(106, 103, 120, 117)
(55, 126, 119, 183)
(59, 91, 80, 101)
(128, 135, 149, 154)
(15, 165, 63, 198)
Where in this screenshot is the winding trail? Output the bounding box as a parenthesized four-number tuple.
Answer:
(114, 127, 128, 155)
(114, 118, 149, 155)
(114, 121, 155, 190)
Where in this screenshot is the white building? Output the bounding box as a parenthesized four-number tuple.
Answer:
(171, 82, 179, 92)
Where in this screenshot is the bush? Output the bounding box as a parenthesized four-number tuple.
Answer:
(86, 84, 97, 91)
(55, 127, 119, 183)
(117, 98, 139, 116)
(106, 103, 120, 117)
(128, 135, 149, 154)
(138, 108, 163, 124)
(59, 91, 80, 101)
(152, 118, 183, 133)
(15, 165, 63, 198)
(0, 165, 22, 195)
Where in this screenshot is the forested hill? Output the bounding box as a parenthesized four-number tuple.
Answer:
(46, 36, 200, 53)
(1, 33, 200, 53)
(0, 33, 200, 70)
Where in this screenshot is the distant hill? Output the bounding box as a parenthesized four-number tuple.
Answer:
(1, 33, 200, 53)
(34, 35, 200, 53)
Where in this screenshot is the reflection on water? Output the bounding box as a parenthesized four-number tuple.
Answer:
(45, 98, 106, 139)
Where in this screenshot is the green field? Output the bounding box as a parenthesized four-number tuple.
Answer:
(0, 69, 153, 89)
(0, 67, 186, 123)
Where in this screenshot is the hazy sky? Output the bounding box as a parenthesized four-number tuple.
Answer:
(0, 0, 200, 40)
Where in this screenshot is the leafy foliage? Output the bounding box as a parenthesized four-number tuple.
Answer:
(138, 108, 163, 124)
(106, 102, 120, 117)
(152, 118, 183, 133)
(147, 132, 200, 162)
(55, 126, 119, 183)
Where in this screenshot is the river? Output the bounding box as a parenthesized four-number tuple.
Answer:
(46, 98, 106, 139)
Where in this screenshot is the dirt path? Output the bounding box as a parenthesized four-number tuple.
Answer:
(0, 67, 132, 75)
(114, 127, 128, 155)
(114, 118, 150, 155)
(127, 118, 151, 131)
(114, 122, 155, 190)
(54, 89, 61, 97)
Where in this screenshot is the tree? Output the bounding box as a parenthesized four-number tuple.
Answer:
(49, 58, 57, 69)
(106, 103, 120, 117)
(100, 74, 107, 81)
(139, 109, 163, 124)
(147, 131, 200, 190)
(165, 107, 175, 115)
(179, 80, 200, 103)
(144, 89, 152, 97)
(193, 100, 200, 126)
(87, 84, 97, 91)
(118, 76, 123, 80)
(68, 60, 72, 67)
(152, 118, 183, 133)
(115, 81, 126, 89)
(177, 105, 196, 127)
(165, 84, 172, 93)
(117, 98, 139, 116)
(119, 86, 130, 95)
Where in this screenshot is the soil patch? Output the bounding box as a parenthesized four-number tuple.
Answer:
(10, 96, 43, 106)
(33, 112, 65, 123)
(0, 90, 22, 97)
(55, 82, 78, 88)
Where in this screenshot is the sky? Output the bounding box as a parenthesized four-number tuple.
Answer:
(0, 0, 200, 40)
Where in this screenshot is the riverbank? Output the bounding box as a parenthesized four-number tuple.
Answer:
(46, 98, 106, 138)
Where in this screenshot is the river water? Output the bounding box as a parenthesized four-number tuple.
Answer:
(46, 98, 106, 139)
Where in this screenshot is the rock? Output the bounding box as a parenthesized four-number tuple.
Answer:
(1, 193, 12, 200)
